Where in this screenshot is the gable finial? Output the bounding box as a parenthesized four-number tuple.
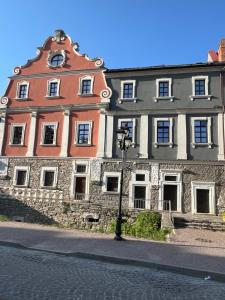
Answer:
(53, 29, 66, 43)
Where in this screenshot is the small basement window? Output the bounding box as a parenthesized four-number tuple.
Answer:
(107, 177, 119, 192)
(44, 171, 55, 187)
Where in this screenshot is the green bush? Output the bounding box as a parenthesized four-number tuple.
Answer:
(0, 215, 10, 222)
(108, 211, 170, 241)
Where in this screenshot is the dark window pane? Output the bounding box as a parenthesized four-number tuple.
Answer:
(107, 177, 118, 192)
(76, 165, 86, 173)
(159, 81, 169, 97)
(81, 80, 91, 94)
(165, 175, 177, 181)
(120, 121, 133, 139)
(78, 124, 89, 144)
(44, 125, 55, 144)
(194, 120, 208, 143)
(195, 80, 205, 95)
(16, 170, 27, 186)
(136, 174, 145, 181)
(12, 126, 23, 145)
(19, 85, 27, 98)
(157, 120, 170, 143)
(51, 54, 64, 67)
(49, 82, 58, 96)
(123, 83, 134, 98)
(44, 171, 55, 187)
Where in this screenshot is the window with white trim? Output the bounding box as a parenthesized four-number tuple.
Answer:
(120, 80, 136, 101)
(154, 118, 173, 147)
(118, 118, 136, 144)
(41, 122, 58, 145)
(102, 172, 121, 193)
(190, 76, 211, 100)
(40, 167, 58, 188)
(16, 81, 29, 99)
(46, 79, 60, 97)
(9, 124, 26, 145)
(75, 121, 92, 145)
(154, 78, 173, 102)
(13, 166, 30, 187)
(79, 76, 94, 95)
(191, 117, 212, 148)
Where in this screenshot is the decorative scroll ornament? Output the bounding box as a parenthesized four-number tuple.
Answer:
(0, 97, 8, 107)
(14, 67, 21, 75)
(52, 29, 66, 44)
(100, 89, 112, 99)
(95, 58, 104, 67)
(90, 159, 102, 181)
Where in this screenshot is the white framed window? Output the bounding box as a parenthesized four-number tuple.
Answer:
(9, 123, 26, 146)
(131, 170, 149, 183)
(118, 118, 136, 144)
(120, 80, 136, 103)
(16, 81, 29, 99)
(190, 76, 211, 100)
(75, 121, 92, 145)
(79, 76, 94, 95)
(46, 78, 60, 98)
(102, 172, 121, 193)
(191, 181, 215, 214)
(71, 160, 90, 200)
(154, 117, 173, 148)
(191, 117, 212, 148)
(154, 78, 174, 102)
(40, 167, 58, 188)
(41, 122, 58, 145)
(13, 166, 30, 187)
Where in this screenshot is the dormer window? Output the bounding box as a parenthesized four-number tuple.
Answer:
(79, 76, 94, 96)
(46, 79, 60, 98)
(16, 81, 29, 99)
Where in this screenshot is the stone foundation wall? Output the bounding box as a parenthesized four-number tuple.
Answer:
(0, 157, 224, 228)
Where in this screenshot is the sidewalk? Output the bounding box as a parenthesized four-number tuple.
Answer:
(0, 221, 225, 281)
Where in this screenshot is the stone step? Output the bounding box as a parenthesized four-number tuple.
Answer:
(174, 217, 225, 231)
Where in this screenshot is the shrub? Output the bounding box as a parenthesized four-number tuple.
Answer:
(0, 215, 10, 222)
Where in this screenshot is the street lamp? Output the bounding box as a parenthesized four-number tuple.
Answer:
(114, 127, 132, 241)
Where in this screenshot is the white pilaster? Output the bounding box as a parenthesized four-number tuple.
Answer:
(26, 111, 37, 157)
(97, 111, 106, 158)
(177, 113, 187, 160)
(218, 112, 225, 160)
(140, 114, 148, 158)
(0, 112, 6, 156)
(60, 110, 70, 157)
(105, 115, 114, 158)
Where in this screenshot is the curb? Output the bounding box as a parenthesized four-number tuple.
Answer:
(0, 240, 225, 283)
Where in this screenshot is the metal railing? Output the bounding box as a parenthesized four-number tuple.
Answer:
(133, 198, 151, 209)
(158, 200, 171, 212)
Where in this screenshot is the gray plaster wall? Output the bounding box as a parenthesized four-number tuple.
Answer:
(107, 69, 222, 111)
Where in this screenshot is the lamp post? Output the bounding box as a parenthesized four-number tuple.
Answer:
(114, 127, 132, 241)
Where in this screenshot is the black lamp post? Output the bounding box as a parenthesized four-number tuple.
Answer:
(114, 127, 132, 241)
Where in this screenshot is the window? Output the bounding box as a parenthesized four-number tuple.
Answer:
(47, 79, 60, 97)
(191, 117, 212, 148)
(13, 166, 30, 187)
(76, 165, 87, 173)
(75, 121, 92, 145)
(40, 167, 58, 188)
(118, 118, 136, 143)
(41, 123, 58, 145)
(191, 76, 211, 100)
(103, 172, 121, 193)
(79, 76, 94, 95)
(71, 160, 90, 200)
(136, 174, 145, 181)
(16, 81, 29, 99)
(154, 78, 173, 102)
(154, 118, 173, 147)
(120, 80, 136, 102)
(159, 81, 169, 97)
(10, 124, 25, 145)
(50, 54, 64, 67)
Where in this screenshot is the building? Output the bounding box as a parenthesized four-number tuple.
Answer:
(0, 30, 225, 227)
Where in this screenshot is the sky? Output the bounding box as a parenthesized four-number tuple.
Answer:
(1, 0, 225, 95)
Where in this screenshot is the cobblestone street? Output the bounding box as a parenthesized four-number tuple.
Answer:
(0, 245, 224, 300)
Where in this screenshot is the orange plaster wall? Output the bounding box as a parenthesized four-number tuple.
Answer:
(34, 112, 64, 157)
(3, 113, 31, 156)
(7, 71, 106, 108)
(68, 110, 99, 157)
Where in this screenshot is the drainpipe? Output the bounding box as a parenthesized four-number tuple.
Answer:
(220, 70, 225, 159)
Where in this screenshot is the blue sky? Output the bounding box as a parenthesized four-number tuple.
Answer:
(1, 0, 225, 95)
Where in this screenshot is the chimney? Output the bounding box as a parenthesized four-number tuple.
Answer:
(218, 39, 225, 62)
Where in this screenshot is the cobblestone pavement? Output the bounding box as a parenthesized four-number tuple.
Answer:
(0, 246, 225, 300)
